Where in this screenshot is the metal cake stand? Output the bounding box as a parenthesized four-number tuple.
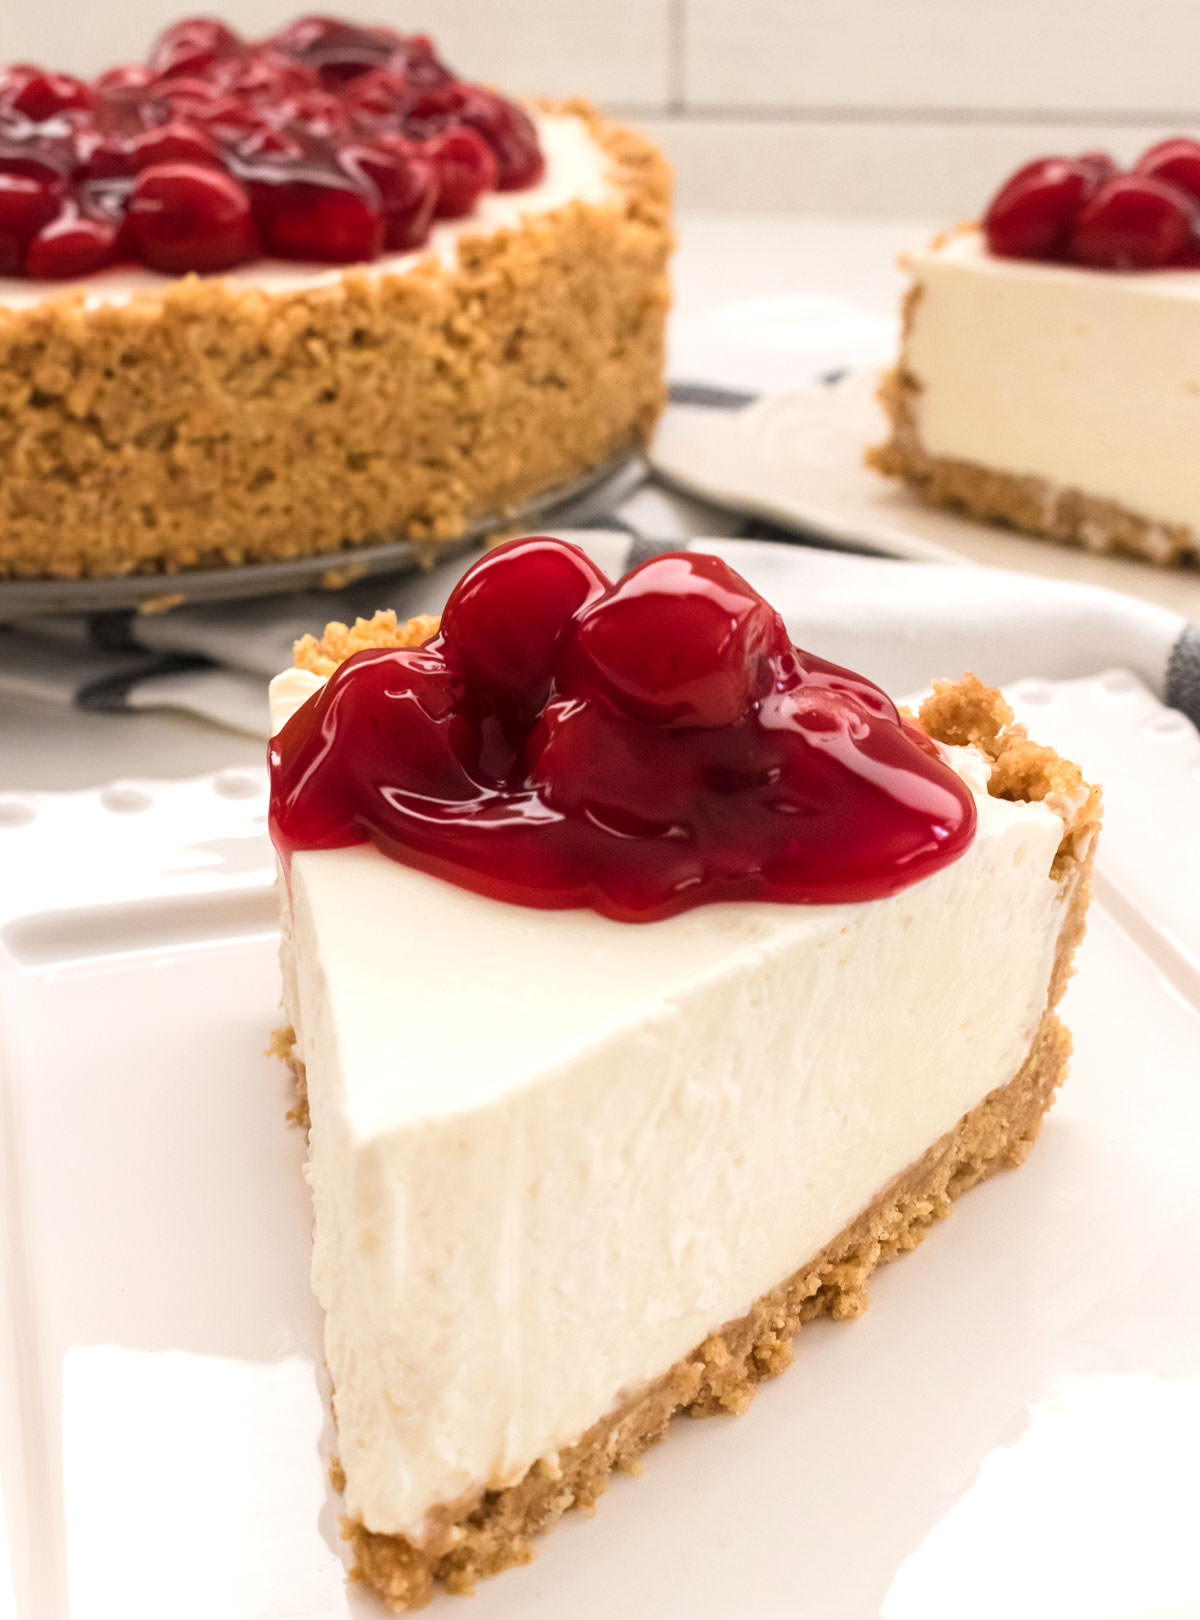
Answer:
(0, 450, 644, 619)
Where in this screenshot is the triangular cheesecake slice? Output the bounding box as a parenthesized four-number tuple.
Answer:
(267, 541, 1099, 1609)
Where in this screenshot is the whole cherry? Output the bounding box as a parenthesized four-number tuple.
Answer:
(438, 536, 609, 721)
(338, 137, 439, 249)
(148, 17, 244, 79)
(124, 161, 258, 273)
(10, 71, 94, 123)
(559, 552, 791, 729)
(1070, 174, 1197, 269)
(425, 125, 497, 218)
(25, 208, 120, 278)
(1135, 136, 1200, 206)
(0, 170, 63, 273)
(456, 87, 544, 190)
(128, 119, 226, 172)
(247, 168, 384, 262)
(983, 156, 1103, 260)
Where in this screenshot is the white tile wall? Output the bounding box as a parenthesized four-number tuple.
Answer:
(641, 119, 1183, 216)
(5, 0, 1199, 213)
(4, 0, 672, 106)
(684, 0, 1200, 114)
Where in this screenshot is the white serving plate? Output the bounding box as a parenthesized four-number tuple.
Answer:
(1, 673, 1199, 1620)
(650, 371, 1200, 624)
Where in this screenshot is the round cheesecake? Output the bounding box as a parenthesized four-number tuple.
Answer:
(0, 26, 671, 582)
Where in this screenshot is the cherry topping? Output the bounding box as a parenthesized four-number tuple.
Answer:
(1069, 175, 1196, 269)
(270, 540, 978, 920)
(438, 536, 608, 721)
(1134, 136, 1200, 205)
(983, 156, 1101, 260)
(0, 16, 544, 279)
(125, 162, 257, 272)
(426, 125, 497, 218)
(983, 142, 1200, 269)
(0, 171, 63, 273)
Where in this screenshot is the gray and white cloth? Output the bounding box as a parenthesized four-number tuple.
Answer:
(2, 512, 1196, 739)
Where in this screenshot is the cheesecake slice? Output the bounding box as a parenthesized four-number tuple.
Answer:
(267, 539, 1099, 1608)
(871, 140, 1200, 566)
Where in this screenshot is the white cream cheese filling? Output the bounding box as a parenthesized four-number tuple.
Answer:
(0, 112, 612, 312)
(903, 227, 1200, 538)
(270, 667, 1068, 1543)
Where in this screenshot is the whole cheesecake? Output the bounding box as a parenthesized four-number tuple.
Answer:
(0, 19, 671, 580)
(266, 537, 1100, 1608)
(871, 139, 1200, 566)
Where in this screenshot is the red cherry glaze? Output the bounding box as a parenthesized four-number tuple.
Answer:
(269, 540, 978, 922)
(1135, 136, 1200, 205)
(125, 162, 257, 272)
(0, 16, 544, 279)
(0, 171, 63, 273)
(426, 125, 497, 218)
(1070, 175, 1196, 269)
(983, 156, 1101, 260)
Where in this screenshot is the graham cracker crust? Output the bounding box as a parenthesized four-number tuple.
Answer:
(273, 652, 1099, 1610)
(869, 305, 1200, 567)
(0, 102, 671, 581)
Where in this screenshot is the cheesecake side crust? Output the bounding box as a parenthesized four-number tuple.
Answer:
(868, 294, 1200, 567)
(0, 103, 671, 581)
(275, 656, 1099, 1610)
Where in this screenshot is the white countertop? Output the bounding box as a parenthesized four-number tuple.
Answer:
(1, 215, 1192, 791)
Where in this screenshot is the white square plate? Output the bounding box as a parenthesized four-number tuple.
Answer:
(2, 674, 1198, 1620)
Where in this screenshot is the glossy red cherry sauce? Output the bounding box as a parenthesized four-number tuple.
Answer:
(983, 138, 1200, 269)
(268, 538, 978, 923)
(0, 15, 544, 279)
